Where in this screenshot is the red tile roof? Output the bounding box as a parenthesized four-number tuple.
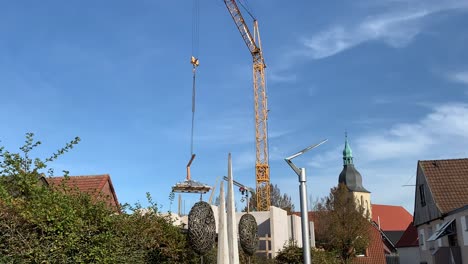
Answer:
(47, 174, 119, 211)
(371, 204, 413, 231)
(419, 158, 468, 214)
(353, 224, 386, 264)
(395, 222, 418, 248)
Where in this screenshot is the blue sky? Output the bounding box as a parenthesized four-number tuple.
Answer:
(1, 0, 468, 214)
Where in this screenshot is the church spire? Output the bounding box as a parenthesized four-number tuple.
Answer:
(338, 132, 370, 193)
(343, 132, 353, 165)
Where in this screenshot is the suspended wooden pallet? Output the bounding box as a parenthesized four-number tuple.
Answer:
(172, 154, 211, 194)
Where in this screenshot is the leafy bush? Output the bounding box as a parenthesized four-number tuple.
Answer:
(275, 240, 339, 264)
(0, 133, 203, 263)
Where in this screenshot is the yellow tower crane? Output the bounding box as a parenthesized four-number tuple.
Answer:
(223, 0, 270, 211)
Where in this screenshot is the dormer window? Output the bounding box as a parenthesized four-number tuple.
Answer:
(419, 184, 426, 207)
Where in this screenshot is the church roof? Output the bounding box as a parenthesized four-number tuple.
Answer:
(339, 164, 370, 193)
(343, 137, 353, 158)
(338, 135, 369, 193)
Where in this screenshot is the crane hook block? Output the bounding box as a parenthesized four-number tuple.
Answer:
(191, 56, 200, 67)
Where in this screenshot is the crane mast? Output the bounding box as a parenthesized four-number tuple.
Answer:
(224, 0, 270, 211)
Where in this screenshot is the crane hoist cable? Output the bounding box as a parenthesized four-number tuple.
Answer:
(238, 0, 255, 20)
(172, 0, 211, 196)
(190, 0, 200, 157)
(187, 0, 200, 181)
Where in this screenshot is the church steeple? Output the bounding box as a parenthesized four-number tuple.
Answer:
(338, 132, 372, 218)
(338, 133, 369, 193)
(343, 132, 353, 165)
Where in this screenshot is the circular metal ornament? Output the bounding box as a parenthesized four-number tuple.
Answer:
(188, 201, 216, 255)
(238, 213, 258, 256)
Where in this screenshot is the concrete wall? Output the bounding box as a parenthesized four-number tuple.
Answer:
(309, 221, 315, 248)
(288, 214, 303, 247)
(194, 205, 316, 259)
(270, 206, 289, 257)
(241, 211, 270, 252)
(397, 247, 420, 264)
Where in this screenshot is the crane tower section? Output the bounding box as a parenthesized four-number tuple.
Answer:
(224, 0, 270, 211)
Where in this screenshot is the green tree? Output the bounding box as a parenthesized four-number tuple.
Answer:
(247, 184, 295, 212)
(314, 183, 370, 264)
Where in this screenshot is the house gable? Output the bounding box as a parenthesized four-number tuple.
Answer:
(414, 158, 468, 226)
(47, 174, 120, 212)
(414, 162, 441, 226)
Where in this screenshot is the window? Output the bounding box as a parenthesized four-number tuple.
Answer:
(448, 221, 458, 247)
(465, 216, 468, 231)
(419, 184, 426, 207)
(436, 223, 442, 247)
(356, 248, 368, 257)
(419, 229, 426, 250)
(427, 226, 435, 250)
(462, 216, 468, 246)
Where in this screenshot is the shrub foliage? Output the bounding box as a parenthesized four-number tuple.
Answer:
(0, 133, 202, 263)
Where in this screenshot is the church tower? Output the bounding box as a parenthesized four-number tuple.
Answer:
(338, 133, 372, 218)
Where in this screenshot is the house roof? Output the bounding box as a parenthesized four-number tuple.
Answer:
(353, 223, 386, 264)
(46, 174, 119, 210)
(382, 231, 405, 246)
(395, 222, 418, 248)
(419, 158, 468, 214)
(371, 204, 413, 231)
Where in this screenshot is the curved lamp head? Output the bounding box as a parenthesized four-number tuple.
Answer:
(285, 139, 328, 176)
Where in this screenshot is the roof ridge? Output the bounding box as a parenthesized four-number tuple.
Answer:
(372, 204, 405, 207)
(97, 174, 110, 192)
(419, 157, 468, 162)
(50, 174, 109, 178)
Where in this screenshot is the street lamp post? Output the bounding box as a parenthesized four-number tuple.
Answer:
(284, 139, 327, 264)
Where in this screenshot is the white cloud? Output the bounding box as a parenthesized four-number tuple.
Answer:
(301, 1, 468, 59)
(302, 102, 468, 213)
(448, 71, 468, 85)
(357, 103, 468, 161)
(194, 112, 292, 146)
(302, 10, 427, 59)
(232, 150, 255, 172)
(307, 146, 343, 168)
(304, 103, 468, 168)
(269, 71, 297, 83)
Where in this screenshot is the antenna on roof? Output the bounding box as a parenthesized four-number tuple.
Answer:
(401, 173, 416, 187)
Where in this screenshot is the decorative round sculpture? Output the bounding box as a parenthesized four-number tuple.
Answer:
(188, 201, 216, 255)
(238, 213, 259, 256)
